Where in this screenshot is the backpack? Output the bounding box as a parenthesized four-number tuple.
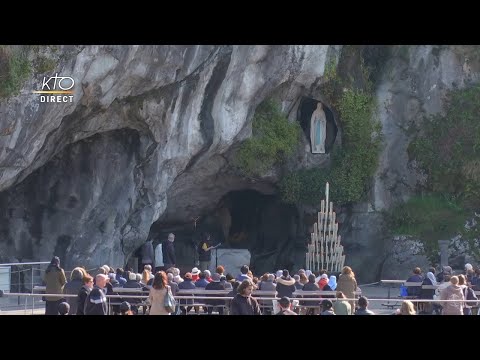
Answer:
(463, 287, 479, 308)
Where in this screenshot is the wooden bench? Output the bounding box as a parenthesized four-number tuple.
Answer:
(381, 279, 480, 312)
(173, 288, 362, 314)
(176, 289, 231, 314)
(110, 287, 150, 314)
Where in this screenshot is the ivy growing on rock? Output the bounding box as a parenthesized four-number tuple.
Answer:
(0, 46, 31, 98)
(235, 99, 301, 177)
(391, 84, 480, 261)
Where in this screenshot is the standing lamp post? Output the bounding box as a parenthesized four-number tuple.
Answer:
(438, 240, 450, 268)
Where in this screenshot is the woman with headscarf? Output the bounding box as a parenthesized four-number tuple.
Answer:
(328, 275, 337, 291)
(43, 256, 67, 315)
(418, 271, 437, 314)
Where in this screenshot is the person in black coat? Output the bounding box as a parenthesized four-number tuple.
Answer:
(162, 233, 176, 270)
(230, 279, 261, 315)
(178, 272, 197, 314)
(84, 287, 108, 315)
(205, 273, 227, 315)
(276, 270, 296, 299)
(141, 239, 155, 272)
(300, 274, 321, 315)
(64, 268, 85, 314)
(76, 274, 93, 315)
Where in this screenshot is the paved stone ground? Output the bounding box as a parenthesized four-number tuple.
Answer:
(358, 284, 402, 315)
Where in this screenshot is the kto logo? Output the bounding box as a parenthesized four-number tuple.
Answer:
(33, 74, 75, 103)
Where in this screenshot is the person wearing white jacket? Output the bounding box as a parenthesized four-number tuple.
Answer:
(154, 241, 164, 272)
(439, 276, 465, 315)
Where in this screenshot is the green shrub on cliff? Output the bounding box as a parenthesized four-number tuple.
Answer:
(391, 84, 480, 261)
(408, 84, 480, 209)
(0, 46, 31, 98)
(235, 99, 301, 177)
(388, 195, 467, 260)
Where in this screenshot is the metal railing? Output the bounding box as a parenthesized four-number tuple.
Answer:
(0, 262, 104, 313)
(0, 262, 50, 312)
(0, 289, 475, 315)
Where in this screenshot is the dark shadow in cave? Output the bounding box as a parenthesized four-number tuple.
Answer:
(298, 97, 337, 154)
(206, 189, 300, 275)
(146, 189, 302, 276)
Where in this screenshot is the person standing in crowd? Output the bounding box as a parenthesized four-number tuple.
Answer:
(141, 239, 154, 273)
(76, 274, 94, 315)
(418, 271, 437, 314)
(154, 239, 164, 272)
(84, 274, 109, 315)
(439, 276, 465, 315)
(162, 233, 176, 270)
(63, 267, 85, 314)
(148, 271, 171, 315)
(230, 279, 261, 315)
(84, 287, 108, 315)
(464, 263, 475, 284)
(458, 274, 477, 315)
(43, 256, 67, 315)
(436, 265, 452, 283)
(336, 266, 358, 314)
(198, 232, 214, 271)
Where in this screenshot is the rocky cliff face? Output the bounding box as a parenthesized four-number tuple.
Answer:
(0, 45, 478, 282)
(345, 45, 480, 281)
(0, 45, 331, 270)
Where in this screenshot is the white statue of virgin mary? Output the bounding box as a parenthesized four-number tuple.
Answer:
(310, 103, 327, 154)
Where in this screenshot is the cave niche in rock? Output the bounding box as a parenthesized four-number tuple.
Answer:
(147, 189, 303, 276)
(298, 97, 337, 154)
